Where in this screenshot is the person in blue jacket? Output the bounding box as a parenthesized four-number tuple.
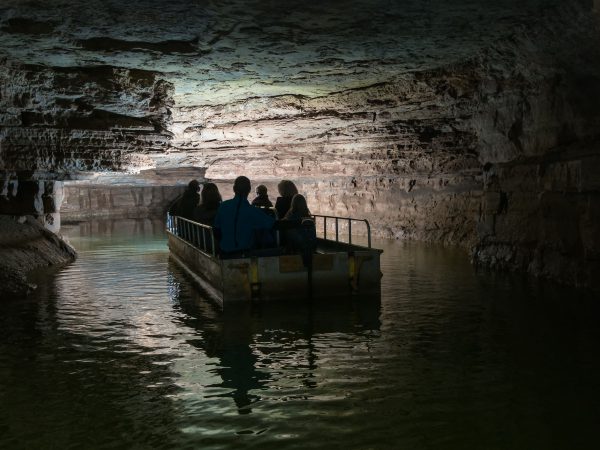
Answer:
(213, 176, 275, 258)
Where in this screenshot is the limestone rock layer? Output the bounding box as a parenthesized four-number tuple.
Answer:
(1, 0, 599, 289)
(0, 215, 76, 297)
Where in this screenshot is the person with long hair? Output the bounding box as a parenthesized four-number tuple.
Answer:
(283, 194, 311, 221)
(169, 179, 200, 220)
(274, 179, 298, 218)
(282, 194, 316, 264)
(193, 182, 222, 226)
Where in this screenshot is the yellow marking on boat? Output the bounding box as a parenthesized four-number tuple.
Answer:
(349, 254, 358, 291)
(279, 254, 304, 273)
(250, 258, 259, 284)
(250, 258, 261, 299)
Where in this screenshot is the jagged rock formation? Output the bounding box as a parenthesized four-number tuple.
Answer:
(0, 215, 76, 297)
(0, 0, 599, 290)
(0, 62, 173, 175)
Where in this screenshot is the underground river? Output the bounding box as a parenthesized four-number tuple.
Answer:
(1, 219, 599, 449)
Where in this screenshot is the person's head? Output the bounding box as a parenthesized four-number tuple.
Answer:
(187, 179, 200, 192)
(233, 176, 252, 198)
(277, 180, 298, 198)
(255, 184, 268, 197)
(286, 194, 311, 218)
(201, 183, 222, 209)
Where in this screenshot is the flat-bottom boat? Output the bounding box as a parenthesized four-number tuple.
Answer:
(167, 214, 382, 307)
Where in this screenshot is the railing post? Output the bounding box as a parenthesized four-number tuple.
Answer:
(348, 219, 352, 245)
(335, 218, 339, 242)
(202, 227, 206, 251)
(323, 216, 327, 240)
(211, 232, 216, 257)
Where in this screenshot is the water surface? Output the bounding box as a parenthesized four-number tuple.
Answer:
(1, 219, 599, 449)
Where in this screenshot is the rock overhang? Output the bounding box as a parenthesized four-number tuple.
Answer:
(0, 0, 573, 107)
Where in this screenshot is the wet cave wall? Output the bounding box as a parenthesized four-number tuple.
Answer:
(1, 0, 599, 294)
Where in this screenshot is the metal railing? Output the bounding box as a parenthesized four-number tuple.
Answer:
(166, 214, 217, 257)
(311, 214, 372, 248)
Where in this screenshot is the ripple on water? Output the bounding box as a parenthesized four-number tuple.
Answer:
(1, 231, 600, 449)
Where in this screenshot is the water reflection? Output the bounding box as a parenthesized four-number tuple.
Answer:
(0, 273, 182, 449)
(168, 259, 381, 415)
(1, 221, 599, 450)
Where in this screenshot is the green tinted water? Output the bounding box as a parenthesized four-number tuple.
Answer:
(1, 219, 598, 449)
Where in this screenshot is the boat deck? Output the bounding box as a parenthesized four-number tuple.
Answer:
(167, 214, 382, 307)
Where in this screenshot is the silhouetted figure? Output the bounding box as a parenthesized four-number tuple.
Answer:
(251, 184, 273, 208)
(274, 179, 298, 218)
(213, 176, 275, 257)
(283, 193, 312, 221)
(193, 183, 222, 226)
(170, 179, 200, 220)
(283, 194, 317, 266)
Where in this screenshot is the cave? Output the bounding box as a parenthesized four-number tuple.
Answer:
(1, 0, 599, 448)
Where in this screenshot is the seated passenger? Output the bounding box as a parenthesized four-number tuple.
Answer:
(283, 194, 312, 221)
(213, 176, 276, 258)
(251, 184, 273, 208)
(282, 194, 317, 265)
(193, 183, 222, 226)
(168, 179, 200, 220)
(169, 179, 200, 240)
(274, 179, 298, 218)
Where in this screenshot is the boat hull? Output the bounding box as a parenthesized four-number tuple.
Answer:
(168, 231, 382, 306)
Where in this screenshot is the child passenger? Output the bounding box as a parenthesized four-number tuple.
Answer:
(251, 184, 273, 208)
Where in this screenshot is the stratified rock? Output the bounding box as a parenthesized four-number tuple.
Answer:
(61, 184, 186, 221)
(0, 0, 599, 289)
(0, 215, 76, 297)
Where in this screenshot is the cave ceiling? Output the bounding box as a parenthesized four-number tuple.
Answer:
(0, 0, 596, 179)
(1, 0, 565, 106)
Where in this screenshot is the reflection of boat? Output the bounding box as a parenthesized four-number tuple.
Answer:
(167, 259, 381, 414)
(166, 214, 383, 307)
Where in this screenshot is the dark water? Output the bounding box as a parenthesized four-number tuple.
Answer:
(1, 219, 599, 450)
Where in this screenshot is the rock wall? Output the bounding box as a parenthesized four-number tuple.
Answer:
(468, 7, 600, 289)
(193, 4, 599, 288)
(61, 184, 185, 221)
(0, 0, 599, 289)
(0, 62, 173, 176)
(474, 147, 600, 290)
(0, 215, 76, 297)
